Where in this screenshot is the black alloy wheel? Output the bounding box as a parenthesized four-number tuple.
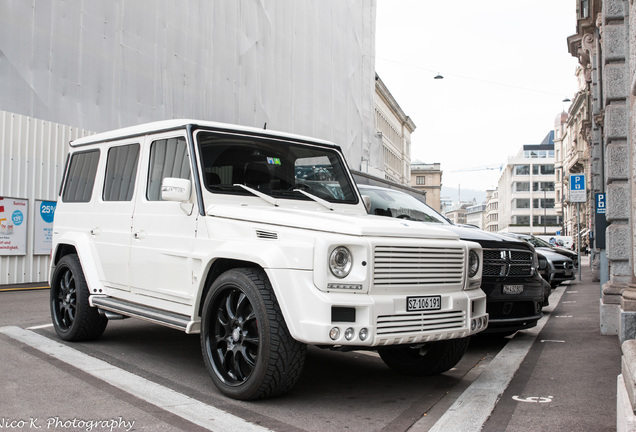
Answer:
(200, 268, 306, 400)
(50, 254, 107, 341)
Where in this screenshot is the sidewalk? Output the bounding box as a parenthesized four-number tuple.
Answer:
(480, 255, 622, 432)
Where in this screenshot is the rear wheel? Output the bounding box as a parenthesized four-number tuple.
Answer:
(378, 337, 470, 376)
(50, 254, 107, 341)
(200, 268, 306, 400)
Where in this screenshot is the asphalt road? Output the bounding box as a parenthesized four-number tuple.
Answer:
(0, 260, 622, 431)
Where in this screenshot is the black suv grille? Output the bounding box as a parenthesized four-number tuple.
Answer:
(483, 248, 534, 278)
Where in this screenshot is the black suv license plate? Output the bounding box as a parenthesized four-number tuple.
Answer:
(503, 285, 524, 294)
(407, 296, 441, 312)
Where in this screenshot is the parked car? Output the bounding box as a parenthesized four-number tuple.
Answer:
(49, 120, 488, 400)
(521, 234, 578, 268)
(501, 233, 576, 288)
(358, 185, 547, 335)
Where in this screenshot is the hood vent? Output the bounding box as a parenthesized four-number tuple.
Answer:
(256, 230, 278, 240)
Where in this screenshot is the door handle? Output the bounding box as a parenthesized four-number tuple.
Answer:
(133, 231, 146, 240)
(90, 227, 101, 236)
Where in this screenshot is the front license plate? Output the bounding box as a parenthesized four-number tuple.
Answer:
(503, 285, 524, 294)
(407, 296, 441, 311)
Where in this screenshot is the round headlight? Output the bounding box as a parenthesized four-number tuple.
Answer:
(468, 250, 480, 278)
(329, 246, 353, 278)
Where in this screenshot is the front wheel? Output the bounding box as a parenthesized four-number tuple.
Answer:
(200, 268, 306, 400)
(50, 254, 107, 341)
(378, 337, 470, 376)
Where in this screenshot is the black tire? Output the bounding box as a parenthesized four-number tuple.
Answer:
(378, 337, 470, 376)
(200, 268, 306, 400)
(50, 254, 107, 341)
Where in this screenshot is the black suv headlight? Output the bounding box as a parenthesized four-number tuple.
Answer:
(468, 250, 480, 278)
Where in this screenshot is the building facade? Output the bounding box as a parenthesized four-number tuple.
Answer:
(484, 189, 499, 232)
(553, 79, 592, 257)
(410, 162, 442, 211)
(373, 74, 416, 185)
(465, 204, 486, 229)
(566, 0, 635, 343)
(497, 138, 560, 235)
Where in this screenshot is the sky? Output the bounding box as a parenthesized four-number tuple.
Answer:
(375, 0, 580, 201)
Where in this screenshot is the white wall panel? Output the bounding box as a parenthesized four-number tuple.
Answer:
(0, 111, 92, 284)
(0, 0, 379, 171)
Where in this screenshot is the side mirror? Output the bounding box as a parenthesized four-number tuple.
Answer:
(161, 178, 191, 202)
(361, 195, 371, 212)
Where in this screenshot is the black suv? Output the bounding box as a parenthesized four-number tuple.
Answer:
(359, 185, 547, 334)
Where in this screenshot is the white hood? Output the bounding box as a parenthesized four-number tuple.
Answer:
(206, 204, 460, 240)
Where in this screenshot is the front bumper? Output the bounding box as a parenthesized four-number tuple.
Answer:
(267, 268, 489, 346)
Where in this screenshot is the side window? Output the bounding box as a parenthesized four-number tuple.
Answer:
(62, 150, 100, 203)
(147, 137, 191, 201)
(103, 144, 140, 201)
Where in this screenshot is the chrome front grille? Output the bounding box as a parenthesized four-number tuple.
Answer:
(483, 248, 534, 278)
(373, 246, 465, 288)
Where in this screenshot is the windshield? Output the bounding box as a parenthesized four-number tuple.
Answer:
(526, 236, 553, 248)
(196, 131, 358, 204)
(359, 186, 447, 224)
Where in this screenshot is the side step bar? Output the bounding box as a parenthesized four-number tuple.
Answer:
(91, 296, 191, 331)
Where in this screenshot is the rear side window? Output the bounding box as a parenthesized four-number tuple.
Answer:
(103, 144, 140, 201)
(62, 150, 100, 203)
(147, 137, 191, 201)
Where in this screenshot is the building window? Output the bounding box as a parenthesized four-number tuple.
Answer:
(514, 182, 530, 192)
(514, 165, 530, 175)
(532, 164, 555, 175)
(533, 181, 554, 191)
(416, 176, 426, 185)
(513, 216, 530, 225)
(533, 198, 555, 209)
(533, 215, 561, 225)
(514, 199, 530, 209)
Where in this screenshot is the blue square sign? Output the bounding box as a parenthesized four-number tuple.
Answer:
(569, 174, 586, 202)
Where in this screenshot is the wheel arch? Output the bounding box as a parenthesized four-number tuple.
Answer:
(49, 233, 102, 294)
(196, 258, 262, 318)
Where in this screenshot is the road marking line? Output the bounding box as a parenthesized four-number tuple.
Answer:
(426, 285, 566, 432)
(0, 286, 49, 292)
(0, 326, 271, 432)
(541, 340, 565, 343)
(562, 301, 577, 303)
(26, 323, 54, 330)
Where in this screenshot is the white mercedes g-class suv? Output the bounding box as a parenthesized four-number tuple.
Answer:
(49, 120, 488, 400)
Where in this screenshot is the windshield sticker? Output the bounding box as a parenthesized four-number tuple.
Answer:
(267, 157, 281, 165)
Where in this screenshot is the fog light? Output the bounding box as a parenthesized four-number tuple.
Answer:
(471, 319, 477, 331)
(359, 328, 368, 341)
(344, 327, 354, 341)
(329, 327, 340, 340)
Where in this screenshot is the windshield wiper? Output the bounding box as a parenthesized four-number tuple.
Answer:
(294, 189, 333, 211)
(235, 184, 279, 207)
